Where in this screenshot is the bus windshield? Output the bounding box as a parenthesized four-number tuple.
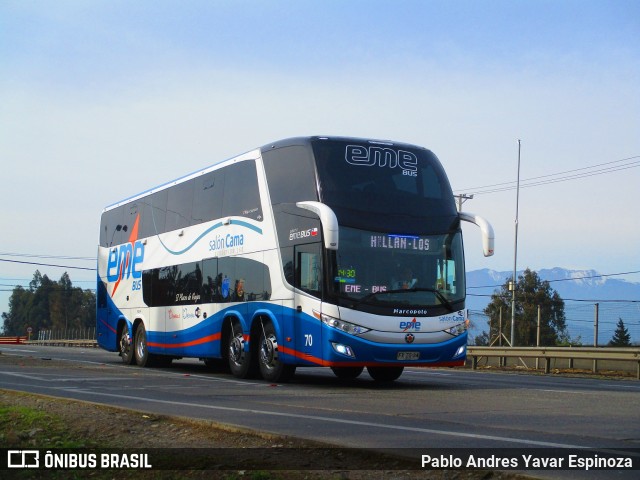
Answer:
(330, 227, 465, 314)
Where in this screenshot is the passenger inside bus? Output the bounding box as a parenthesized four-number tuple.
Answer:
(232, 279, 246, 302)
(393, 267, 417, 290)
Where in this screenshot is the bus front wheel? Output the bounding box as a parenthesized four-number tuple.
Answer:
(367, 366, 404, 382)
(258, 321, 295, 383)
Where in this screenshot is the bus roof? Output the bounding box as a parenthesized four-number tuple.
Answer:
(102, 148, 260, 213)
(103, 136, 429, 213)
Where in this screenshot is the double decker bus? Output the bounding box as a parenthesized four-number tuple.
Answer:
(97, 136, 494, 382)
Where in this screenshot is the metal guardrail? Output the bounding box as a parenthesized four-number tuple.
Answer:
(28, 339, 98, 348)
(30, 328, 97, 347)
(0, 336, 27, 345)
(467, 346, 640, 379)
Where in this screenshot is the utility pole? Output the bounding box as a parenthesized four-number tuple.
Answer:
(510, 140, 522, 347)
(454, 194, 474, 212)
(593, 303, 599, 373)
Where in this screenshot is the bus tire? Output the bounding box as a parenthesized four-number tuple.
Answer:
(119, 325, 135, 365)
(227, 318, 254, 378)
(367, 366, 404, 382)
(331, 366, 364, 380)
(258, 321, 295, 383)
(134, 323, 155, 367)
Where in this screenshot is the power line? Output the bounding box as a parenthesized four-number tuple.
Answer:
(456, 155, 639, 192)
(454, 155, 640, 195)
(0, 277, 94, 283)
(468, 293, 640, 303)
(470, 163, 640, 195)
(467, 270, 640, 289)
(0, 252, 94, 261)
(0, 258, 96, 271)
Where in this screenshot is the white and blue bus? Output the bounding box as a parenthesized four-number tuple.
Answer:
(97, 136, 494, 382)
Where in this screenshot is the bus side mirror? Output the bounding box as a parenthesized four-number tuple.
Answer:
(459, 212, 495, 257)
(296, 201, 339, 250)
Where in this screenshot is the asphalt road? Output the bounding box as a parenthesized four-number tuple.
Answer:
(1, 344, 639, 477)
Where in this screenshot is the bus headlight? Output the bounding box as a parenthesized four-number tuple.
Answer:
(447, 321, 468, 336)
(331, 342, 355, 357)
(319, 312, 370, 336)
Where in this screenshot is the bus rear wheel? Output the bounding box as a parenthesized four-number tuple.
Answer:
(134, 323, 161, 367)
(331, 366, 364, 379)
(367, 366, 404, 382)
(119, 326, 135, 365)
(227, 319, 254, 378)
(258, 321, 295, 383)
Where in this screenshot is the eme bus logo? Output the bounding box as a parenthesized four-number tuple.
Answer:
(106, 214, 145, 293)
(400, 318, 421, 331)
(345, 145, 418, 176)
(107, 242, 145, 282)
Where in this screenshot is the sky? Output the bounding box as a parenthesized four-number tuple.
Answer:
(1, 0, 639, 319)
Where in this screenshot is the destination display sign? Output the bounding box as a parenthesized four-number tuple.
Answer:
(369, 234, 432, 251)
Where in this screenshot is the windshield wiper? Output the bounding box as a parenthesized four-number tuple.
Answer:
(347, 287, 455, 312)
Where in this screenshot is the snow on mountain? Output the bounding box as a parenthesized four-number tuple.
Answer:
(465, 267, 640, 344)
(467, 267, 640, 303)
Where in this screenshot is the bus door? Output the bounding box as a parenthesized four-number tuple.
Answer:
(96, 280, 114, 348)
(294, 242, 324, 363)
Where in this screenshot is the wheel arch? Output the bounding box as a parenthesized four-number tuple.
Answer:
(251, 310, 281, 344)
(220, 311, 248, 358)
(116, 317, 133, 351)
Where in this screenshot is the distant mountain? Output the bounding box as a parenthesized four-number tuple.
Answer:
(465, 268, 640, 345)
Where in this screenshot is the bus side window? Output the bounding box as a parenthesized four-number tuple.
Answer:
(150, 189, 167, 235)
(221, 161, 263, 221)
(173, 262, 202, 305)
(217, 257, 236, 302)
(295, 243, 322, 298)
(201, 258, 217, 303)
(192, 171, 222, 224)
(166, 180, 194, 232)
(100, 206, 125, 247)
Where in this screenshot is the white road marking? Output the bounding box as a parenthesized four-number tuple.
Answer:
(61, 387, 596, 450)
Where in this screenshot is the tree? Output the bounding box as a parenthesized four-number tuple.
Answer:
(1, 286, 29, 335)
(484, 268, 568, 346)
(608, 318, 631, 347)
(472, 331, 490, 346)
(1, 271, 96, 335)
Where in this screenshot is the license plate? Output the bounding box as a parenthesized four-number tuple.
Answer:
(397, 352, 419, 360)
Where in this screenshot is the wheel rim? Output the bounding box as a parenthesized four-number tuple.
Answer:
(260, 333, 279, 371)
(136, 329, 146, 360)
(120, 330, 131, 355)
(229, 334, 244, 365)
